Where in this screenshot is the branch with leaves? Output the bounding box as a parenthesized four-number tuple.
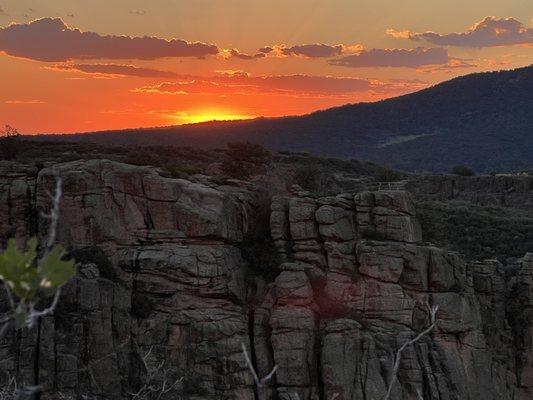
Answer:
(0, 178, 75, 334)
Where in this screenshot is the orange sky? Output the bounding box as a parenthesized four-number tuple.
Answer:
(0, 0, 532, 134)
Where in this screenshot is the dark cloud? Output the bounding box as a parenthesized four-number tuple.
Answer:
(281, 43, 345, 57)
(49, 63, 179, 78)
(0, 17, 219, 62)
(329, 47, 452, 68)
(228, 48, 266, 60)
(258, 46, 273, 54)
(261, 43, 362, 58)
(388, 17, 533, 47)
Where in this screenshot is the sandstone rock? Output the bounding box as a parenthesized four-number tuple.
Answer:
(0, 160, 531, 400)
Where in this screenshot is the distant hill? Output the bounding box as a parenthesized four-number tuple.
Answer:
(35, 66, 533, 173)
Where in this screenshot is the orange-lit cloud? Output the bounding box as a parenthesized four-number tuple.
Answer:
(48, 63, 179, 78)
(416, 58, 477, 73)
(388, 17, 533, 47)
(330, 47, 456, 68)
(5, 99, 45, 104)
(134, 71, 427, 98)
(0, 17, 219, 61)
(2, 5, 530, 135)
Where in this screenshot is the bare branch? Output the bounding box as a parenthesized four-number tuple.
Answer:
(25, 287, 62, 328)
(43, 177, 62, 254)
(241, 342, 278, 400)
(383, 304, 439, 400)
(129, 346, 183, 400)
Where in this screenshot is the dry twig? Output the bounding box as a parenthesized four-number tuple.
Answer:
(241, 342, 278, 400)
(383, 303, 439, 400)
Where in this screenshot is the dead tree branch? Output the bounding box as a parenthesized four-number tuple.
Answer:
(383, 303, 439, 400)
(241, 342, 278, 400)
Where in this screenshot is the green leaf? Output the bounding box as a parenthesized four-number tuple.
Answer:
(0, 238, 39, 300)
(38, 245, 75, 289)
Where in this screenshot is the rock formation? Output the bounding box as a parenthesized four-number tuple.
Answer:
(0, 159, 531, 400)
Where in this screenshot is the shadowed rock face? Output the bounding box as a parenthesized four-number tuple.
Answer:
(0, 160, 531, 400)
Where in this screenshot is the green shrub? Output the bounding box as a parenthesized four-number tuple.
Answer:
(293, 165, 320, 191)
(374, 168, 404, 182)
(0, 238, 75, 328)
(451, 165, 475, 176)
(416, 201, 533, 261)
(221, 142, 271, 179)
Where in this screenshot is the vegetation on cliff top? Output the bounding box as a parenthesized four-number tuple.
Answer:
(416, 201, 533, 262)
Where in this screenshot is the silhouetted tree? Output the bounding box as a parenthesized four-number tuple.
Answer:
(0, 125, 22, 160)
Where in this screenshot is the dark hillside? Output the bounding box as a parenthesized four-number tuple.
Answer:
(34, 66, 533, 173)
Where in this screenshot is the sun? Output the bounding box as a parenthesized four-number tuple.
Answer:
(177, 110, 255, 124)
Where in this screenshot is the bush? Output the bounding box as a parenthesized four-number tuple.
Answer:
(451, 165, 475, 176)
(416, 201, 533, 261)
(374, 168, 404, 182)
(221, 142, 270, 179)
(293, 165, 320, 191)
(0, 125, 22, 160)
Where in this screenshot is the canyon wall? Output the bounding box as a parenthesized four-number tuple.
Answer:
(0, 160, 531, 400)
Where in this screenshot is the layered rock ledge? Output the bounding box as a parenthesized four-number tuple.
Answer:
(0, 160, 531, 400)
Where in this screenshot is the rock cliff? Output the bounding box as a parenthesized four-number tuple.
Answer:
(0, 160, 531, 400)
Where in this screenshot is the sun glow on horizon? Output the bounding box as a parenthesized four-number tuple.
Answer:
(174, 111, 256, 125)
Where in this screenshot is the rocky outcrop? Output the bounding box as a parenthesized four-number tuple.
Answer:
(256, 189, 532, 400)
(0, 160, 531, 400)
(1, 160, 267, 400)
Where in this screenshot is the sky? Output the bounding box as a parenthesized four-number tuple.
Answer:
(0, 0, 532, 134)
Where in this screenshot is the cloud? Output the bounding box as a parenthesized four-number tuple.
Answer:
(329, 47, 456, 68)
(5, 99, 44, 104)
(260, 43, 363, 58)
(134, 71, 426, 98)
(48, 63, 179, 78)
(0, 5, 7, 16)
(129, 10, 147, 16)
(388, 17, 533, 47)
(223, 48, 266, 60)
(416, 58, 477, 73)
(0, 17, 219, 62)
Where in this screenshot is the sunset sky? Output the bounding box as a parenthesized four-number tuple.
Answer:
(0, 0, 532, 134)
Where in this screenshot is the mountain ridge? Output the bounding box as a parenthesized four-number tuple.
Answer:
(33, 65, 533, 173)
